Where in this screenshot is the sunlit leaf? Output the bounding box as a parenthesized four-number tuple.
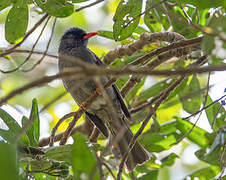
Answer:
(138, 169, 158, 180)
(0, 142, 18, 180)
(183, 166, 221, 180)
(26, 99, 40, 147)
(44, 145, 72, 163)
(0, 0, 11, 11)
(35, 0, 74, 17)
(144, 0, 162, 32)
(72, 133, 97, 178)
(5, 0, 28, 44)
(0, 108, 29, 146)
(160, 153, 179, 167)
(175, 117, 214, 148)
(113, 0, 142, 41)
(140, 132, 181, 152)
(204, 95, 226, 131)
(179, 75, 201, 114)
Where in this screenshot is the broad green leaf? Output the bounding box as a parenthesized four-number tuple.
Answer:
(183, 166, 221, 180)
(175, 117, 214, 148)
(159, 120, 177, 134)
(138, 170, 158, 180)
(136, 78, 175, 104)
(98, 30, 114, 40)
(27, 99, 40, 147)
(204, 95, 226, 131)
(113, 0, 142, 41)
(179, 75, 201, 114)
(140, 132, 181, 152)
(5, 0, 28, 44)
(72, 133, 97, 178)
(195, 146, 224, 166)
(0, 0, 11, 11)
(125, 77, 146, 104)
(0, 108, 29, 146)
(160, 153, 179, 168)
(202, 16, 226, 57)
(0, 142, 19, 180)
(35, 0, 74, 17)
(144, 0, 162, 32)
(44, 145, 72, 163)
(178, 0, 226, 9)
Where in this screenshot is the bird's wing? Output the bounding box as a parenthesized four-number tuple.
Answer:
(85, 111, 109, 137)
(88, 49, 131, 118)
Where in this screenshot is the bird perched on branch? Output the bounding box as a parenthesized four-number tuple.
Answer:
(58, 27, 149, 171)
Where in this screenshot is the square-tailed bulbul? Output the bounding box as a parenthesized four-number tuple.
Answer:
(58, 27, 150, 171)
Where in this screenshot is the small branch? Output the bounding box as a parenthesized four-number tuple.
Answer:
(123, 0, 168, 28)
(49, 112, 77, 146)
(23, 18, 57, 72)
(102, 162, 116, 180)
(59, 110, 83, 145)
(75, 0, 104, 12)
(0, 14, 49, 58)
(0, 15, 51, 73)
(182, 94, 226, 120)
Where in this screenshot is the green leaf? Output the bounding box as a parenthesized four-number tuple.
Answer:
(72, 133, 97, 178)
(35, 0, 74, 17)
(44, 145, 72, 163)
(183, 166, 221, 180)
(204, 95, 226, 131)
(140, 132, 181, 152)
(26, 99, 40, 147)
(144, 0, 162, 32)
(138, 170, 158, 180)
(97, 30, 114, 40)
(195, 146, 224, 166)
(179, 75, 201, 114)
(125, 77, 146, 104)
(0, 0, 11, 11)
(136, 78, 175, 104)
(160, 153, 179, 167)
(113, 0, 142, 41)
(178, 0, 226, 9)
(0, 108, 29, 146)
(5, 0, 28, 44)
(175, 117, 213, 148)
(0, 142, 19, 180)
(202, 16, 226, 55)
(159, 120, 177, 134)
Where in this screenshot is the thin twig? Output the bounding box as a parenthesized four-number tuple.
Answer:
(40, 91, 67, 113)
(183, 94, 226, 120)
(0, 15, 51, 73)
(49, 112, 77, 146)
(123, 0, 168, 28)
(75, 0, 104, 12)
(0, 14, 49, 58)
(23, 18, 57, 72)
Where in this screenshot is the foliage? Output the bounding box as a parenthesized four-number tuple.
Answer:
(0, 0, 225, 180)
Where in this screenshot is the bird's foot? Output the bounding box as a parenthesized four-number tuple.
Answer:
(80, 101, 87, 110)
(94, 88, 102, 96)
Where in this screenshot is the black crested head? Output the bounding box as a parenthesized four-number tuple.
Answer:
(59, 27, 88, 50)
(61, 27, 87, 42)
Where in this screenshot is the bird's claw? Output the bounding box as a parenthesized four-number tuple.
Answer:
(94, 88, 102, 96)
(80, 101, 87, 110)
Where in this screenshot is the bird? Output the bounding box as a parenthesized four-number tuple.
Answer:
(58, 27, 150, 171)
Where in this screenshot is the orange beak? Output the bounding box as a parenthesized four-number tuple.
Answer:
(83, 32, 99, 40)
